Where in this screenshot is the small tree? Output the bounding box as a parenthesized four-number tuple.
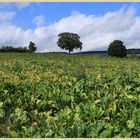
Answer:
(108, 40, 127, 58)
(28, 41, 37, 53)
(57, 32, 82, 54)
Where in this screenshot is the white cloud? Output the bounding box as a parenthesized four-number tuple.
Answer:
(33, 15, 45, 27)
(0, 6, 140, 52)
(0, 11, 16, 22)
(15, 3, 31, 9)
(0, 2, 31, 10)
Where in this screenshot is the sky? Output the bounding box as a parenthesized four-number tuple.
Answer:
(0, 2, 140, 52)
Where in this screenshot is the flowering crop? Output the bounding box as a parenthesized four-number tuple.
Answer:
(0, 53, 140, 137)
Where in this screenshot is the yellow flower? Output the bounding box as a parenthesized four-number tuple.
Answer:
(96, 74, 101, 80)
(13, 76, 20, 85)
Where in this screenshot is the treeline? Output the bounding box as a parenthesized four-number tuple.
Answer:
(0, 41, 37, 53)
(0, 46, 28, 53)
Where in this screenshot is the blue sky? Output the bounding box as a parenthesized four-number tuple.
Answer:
(0, 2, 140, 52)
(1, 2, 138, 29)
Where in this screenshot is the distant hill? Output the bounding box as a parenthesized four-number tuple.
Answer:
(126, 48, 140, 54)
(76, 48, 140, 54)
(75, 50, 107, 54)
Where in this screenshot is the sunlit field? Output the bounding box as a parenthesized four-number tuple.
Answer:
(0, 53, 140, 137)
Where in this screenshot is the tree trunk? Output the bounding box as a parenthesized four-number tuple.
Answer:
(69, 50, 71, 54)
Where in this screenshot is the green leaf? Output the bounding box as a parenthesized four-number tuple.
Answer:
(0, 109, 5, 118)
(45, 130, 54, 137)
(0, 102, 4, 108)
(100, 129, 112, 137)
(127, 120, 135, 129)
(121, 129, 131, 137)
(10, 130, 19, 137)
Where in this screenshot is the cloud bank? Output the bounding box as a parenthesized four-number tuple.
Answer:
(0, 6, 140, 52)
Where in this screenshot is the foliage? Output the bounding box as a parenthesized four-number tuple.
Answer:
(28, 41, 37, 53)
(57, 32, 82, 53)
(0, 46, 28, 53)
(108, 40, 127, 58)
(0, 53, 140, 138)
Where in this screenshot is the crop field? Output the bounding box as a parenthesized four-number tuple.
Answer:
(0, 53, 140, 138)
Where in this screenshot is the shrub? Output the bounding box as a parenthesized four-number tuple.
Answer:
(108, 40, 127, 58)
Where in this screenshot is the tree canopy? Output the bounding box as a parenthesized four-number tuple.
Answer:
(28, 41, 37, 53)
(57, 32, 82, 53)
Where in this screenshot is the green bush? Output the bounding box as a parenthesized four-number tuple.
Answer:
(108, 40, 127, 58)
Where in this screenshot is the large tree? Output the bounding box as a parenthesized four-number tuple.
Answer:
(108, 40, 127, 58)
(28, 41, 37, 53)
(57, 32, 82, 53)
